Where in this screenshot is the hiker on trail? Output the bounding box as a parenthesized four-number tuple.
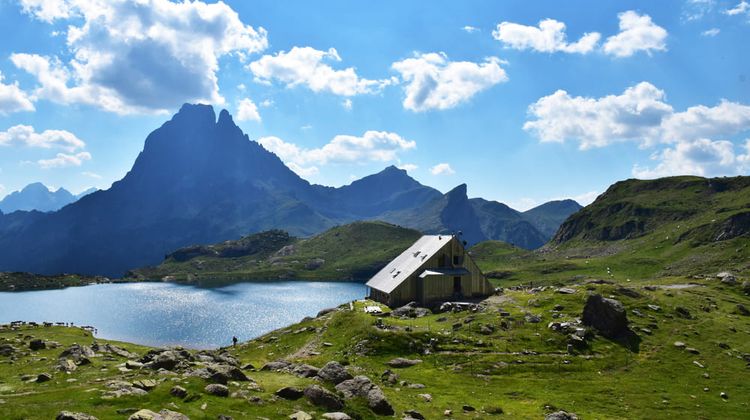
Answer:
(232, 336, 238, 347)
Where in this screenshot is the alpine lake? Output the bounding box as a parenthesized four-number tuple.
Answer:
(0, 281, 366, 349)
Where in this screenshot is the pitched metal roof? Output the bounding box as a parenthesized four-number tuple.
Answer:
(366, 235, 451, 294)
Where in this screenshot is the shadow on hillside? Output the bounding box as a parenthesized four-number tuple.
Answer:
(614, 328, 641, 353)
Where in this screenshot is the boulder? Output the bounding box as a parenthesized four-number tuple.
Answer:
(36, 372, 52, 383)
(546, 411, 579, 420)
(29, 339, 46, 351)
(335, 375, 394, 415)
(582, 294, 629, 338)
(289, 412, 313, 420)
(0, 343, 16, 356)
(204, 383, 229, 397)
(132, 379, 158, 391)
(59, 344, 95, 363)
(737, 304, 750, 316)
(58, 359, 77, 372)
(717, 272, 737, 285)
(276, 386, 304, 400)
(56, 412, 98, 420)
(386, 358, 422, 368)
(321, 413, 352, 420)
(291, 363, 319, 378)
(260, 360, 291, 372)
(392, 302, 431, 318)
(127, 409, 188, 420)
(170, 385, 188, 398)
(404, 410, 426, 420)
(317, 361, 352, 384)
(207, 364, 251, 384)
(303, 385, 344, 410)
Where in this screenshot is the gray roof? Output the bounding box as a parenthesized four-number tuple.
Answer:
(366, 235, 451, 294)
(419, 268, 470, 278)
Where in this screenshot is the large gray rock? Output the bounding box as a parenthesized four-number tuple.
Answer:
(321, 413, 352, 420)
(59, 344, 95, 363)
(582, 294, 629, 338)
(386, 358, 422, 368)
(545, 411, 579, 420)
(29, 339, 46, 351)
(303, 385, 344, 410)
(276, 386, 304, 400)
(204, 383, 229, 397)
(0, 343, 16, 356)
(56, 412, 99, 420)
(291, 363, 319, 378)
(128, 409, 189, 420)
(317, 361, 352, 384)
(335, 375, 394, 415)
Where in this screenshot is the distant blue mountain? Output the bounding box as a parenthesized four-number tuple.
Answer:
(0, 104, 580, 276)
(0, 183, 77, 213)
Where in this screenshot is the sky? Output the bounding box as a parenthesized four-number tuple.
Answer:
(0, 0, 749, 210)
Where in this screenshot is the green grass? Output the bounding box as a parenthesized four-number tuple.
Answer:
(130, 221, 422, 285)
(2, 278, 748, 419)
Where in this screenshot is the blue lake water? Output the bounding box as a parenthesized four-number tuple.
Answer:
(0, 281, 366, 349)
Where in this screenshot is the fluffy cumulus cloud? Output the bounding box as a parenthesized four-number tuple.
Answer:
(38, 151, 91, 169)
(525, 82, 750, 177)
(0, 72, 35, 115)
(492, 19, 601, 54)
(398, 163, 418, 172)
(0, 124, 85, 152)
(249, 47, 394, 96)
(430, 163, 455, 175)
(603, 11, 668, 57)
(391, 52, 507, 112)
(258, 131, 416, 177)
(14, 0, 268, 114)
(725, 1, 750, 16)
(236, 98, 261, 122)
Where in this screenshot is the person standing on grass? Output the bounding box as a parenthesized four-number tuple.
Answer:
(232, 336, 238, 347)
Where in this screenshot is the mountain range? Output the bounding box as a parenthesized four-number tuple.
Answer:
(0, 183, 96, 213)
(0, 104, 580, 277)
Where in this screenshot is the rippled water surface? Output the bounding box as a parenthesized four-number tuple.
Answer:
(0, 281, 366, 349)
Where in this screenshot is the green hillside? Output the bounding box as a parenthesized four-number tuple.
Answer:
(129, 221, 422, 285)
(472, 176, 750, 286)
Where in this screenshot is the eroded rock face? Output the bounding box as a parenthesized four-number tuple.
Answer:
(317, 361, 352, 384)
(582, 294, 629, 338)
(303, 385, 344, 410)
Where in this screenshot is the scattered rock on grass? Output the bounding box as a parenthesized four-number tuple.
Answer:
(546, 411, 579, 420)
(127, 409, 188, 420)
(737, 304, 750, 316)
(386, 358, 422, 368)
(303, 384, 344, 410)
(404, 409, 426, 419)
(317, 361, 352, 384)
(335, 375, 394, 415)
(288, 412, 312, 420)
(29, 339, 46, 350)
(36, 372, 52, 382)
(170, 385, 188, 398)
(56, 412, 98, 420)
(321, 413, 352, 420)
(204, 383, 229, 397)
(276, 386, 304, 400)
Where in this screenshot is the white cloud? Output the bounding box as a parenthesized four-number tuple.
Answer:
(258, 131, 416, 177)
(0, 124, 85, 152)
(462, 26, 480, 33)
(392, 52, 508, 112)
(260, 99, 274, 107)
(398, 163, 418, 172)
(236, 98, 261, 122)
(342, 98, 353, 110)
(492, 19, 601, 54)
(38, 151, 91, 168)
(430, 163, 455, 175)
(603, 11, 668, 57)
(237, 83, 246, 91)
(248, 46, 394, 97)
(13, 0, 268, 114)
(701, 28, 721, 36)
(526, 82, 750, 178)
(683, 0, 716, 21)
(524, 82, 674, 149)
(725, 1, 750, 16)
(632, 138, 748, 178)
(81, 171, 102, 179)
(0, 72, 35, 115)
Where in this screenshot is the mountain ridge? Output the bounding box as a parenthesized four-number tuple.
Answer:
(0, 104, 579, 276)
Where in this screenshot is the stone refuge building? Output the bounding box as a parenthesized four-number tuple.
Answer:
(366, 234, 492, 307)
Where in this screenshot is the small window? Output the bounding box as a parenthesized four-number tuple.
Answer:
(453, 255, 460, 265)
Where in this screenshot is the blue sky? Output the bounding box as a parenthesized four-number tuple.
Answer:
(0, 0, 749, 210)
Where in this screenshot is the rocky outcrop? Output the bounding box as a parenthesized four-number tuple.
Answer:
(303, 385, 344, 410)
(582, 294, 629, 338)
(56, 412, 98, 420)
